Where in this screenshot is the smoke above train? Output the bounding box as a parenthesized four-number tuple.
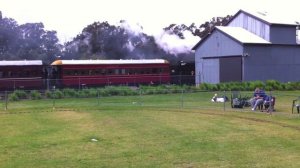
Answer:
(63, 21, 198, 66)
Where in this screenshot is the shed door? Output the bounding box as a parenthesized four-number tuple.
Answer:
(219, 57, 242, 82)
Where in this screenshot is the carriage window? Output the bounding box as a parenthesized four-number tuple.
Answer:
(25, 71, 30, 77)
(114, 69, 119, 75)
(121, 69, 126, 75)
(99, 69, 104, 75)
(94, 70, 99, 75)
(67, 70, 72, 76)
(10, 71, 15, 77)
(128, 69, 134, 74)
(152, 68, 158, 73)
(83, 70, 89, 75)
(145, 68, 151, 74)
(0, 71, 3, 78)
(31, 71, 37, 77)
(7, 71, 12, 77)
(107, 69, 113, 75)
(134, 69, 138, 74)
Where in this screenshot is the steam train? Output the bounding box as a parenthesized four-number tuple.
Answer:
(0, 59, 173, 90)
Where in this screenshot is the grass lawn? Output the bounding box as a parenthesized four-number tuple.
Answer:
(0, 91, 300, 167)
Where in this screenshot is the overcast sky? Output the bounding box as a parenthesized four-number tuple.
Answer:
(1, 0, 300, 43)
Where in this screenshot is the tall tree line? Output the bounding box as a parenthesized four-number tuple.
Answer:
(0, 13, 62, 64)
(0, 11, 231, 65)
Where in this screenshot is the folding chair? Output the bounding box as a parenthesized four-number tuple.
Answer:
(231, 91, 242, 108)
(292, 97, 300, 114)
(263, 96, 275, 113)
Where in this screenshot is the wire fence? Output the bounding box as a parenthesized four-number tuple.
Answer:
(0, 75, 195, 91)
(1, 87, 300, 116)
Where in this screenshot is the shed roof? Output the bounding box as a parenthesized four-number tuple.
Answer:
(229, 9, 299, 26)
(216, 26, 271, 44)
(0, 60, 43, 66)
(192, 26, 271, 50)
(51, 59, 169, 65)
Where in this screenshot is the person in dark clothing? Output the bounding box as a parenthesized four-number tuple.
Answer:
(250, 88, 267, 111)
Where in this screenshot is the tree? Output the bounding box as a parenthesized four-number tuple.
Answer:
(0, 12, 62, 63)
(18, 23, 61, 63)
(0, 17, 21, 59)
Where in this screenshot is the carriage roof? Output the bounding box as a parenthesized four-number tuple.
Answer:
(51, 59, 169, 65)
(0, 60, 43, 66)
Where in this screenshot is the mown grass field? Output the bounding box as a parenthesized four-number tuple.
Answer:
(0, 91, 300, 167)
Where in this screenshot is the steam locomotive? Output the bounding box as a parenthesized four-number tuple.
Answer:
(0, 59, 172, 90)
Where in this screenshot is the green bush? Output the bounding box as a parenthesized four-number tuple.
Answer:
(117, 87, 138, 96)
(105, 86, 122, 96)
(8, 90, 28, 101)
(170, 85, 183, 93)
(94, 86, 139, 97)
(30, 90, 42, 100)
(8, 92, 19, 101)
(76, 90, 87, 98)
(199, 83, 217, 91)
(54, 90, 64, 99)
(45, 90, 52, 98)
(265, 80, 282, 90)
(281, 82, 293, 91)
(45, 90, 64, 99)
(97, 89, 110, 97)
(248, 81, 265, 90)
(241, 82, 251, 91)
(63, 88, 77, 98)
(291, 82, 300, 90)
(13, 90, 27, 99)
(76, 89, 98, 98)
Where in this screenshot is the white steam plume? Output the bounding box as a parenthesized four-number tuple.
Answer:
(154, 30, 200, 55)
(118, 20, 144, 36)
(118, 21, 201, 56)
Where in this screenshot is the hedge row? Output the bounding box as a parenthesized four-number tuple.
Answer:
(7, 85, 197, 101)
(6, 80, 300, 101)
(199, 80, 300, 91)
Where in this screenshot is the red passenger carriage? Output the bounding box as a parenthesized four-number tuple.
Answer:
(0, 60, 45, 90)
(50, 59, 170, 88)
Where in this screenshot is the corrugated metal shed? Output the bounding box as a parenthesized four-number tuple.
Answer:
(193, 9, 300, 84)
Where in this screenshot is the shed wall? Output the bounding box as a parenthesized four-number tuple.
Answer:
(244, 45, 300, 82)
(270, 25, 297, 44)
(195, 30, 243, 85)
(228, 13, 270, 41)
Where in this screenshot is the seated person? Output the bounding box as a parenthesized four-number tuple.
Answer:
(250, 88, 267, 111)
(250, 88, 259, 105)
